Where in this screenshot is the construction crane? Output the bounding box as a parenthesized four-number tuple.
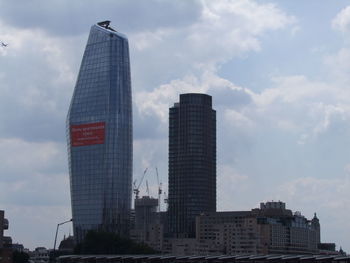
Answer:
(146, 180, 150, 197)
(163, 191, 168, 211)
(156, 167, 162, 212)
(133, 168, 148, 199)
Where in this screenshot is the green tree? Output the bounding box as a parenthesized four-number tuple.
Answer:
(74, 230, 157, 255)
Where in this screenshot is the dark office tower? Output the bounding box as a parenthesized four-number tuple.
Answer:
(168, 93, 216, 238)
(67, 21, 132, 241)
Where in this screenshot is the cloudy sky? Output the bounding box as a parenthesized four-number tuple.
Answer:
(1, 0, 350, 251)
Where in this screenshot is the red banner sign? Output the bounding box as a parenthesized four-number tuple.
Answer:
(71, 122, 105, 147)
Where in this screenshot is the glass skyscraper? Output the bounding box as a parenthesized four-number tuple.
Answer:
(168, 93, 216, 238)
(67, 21, 132, 241)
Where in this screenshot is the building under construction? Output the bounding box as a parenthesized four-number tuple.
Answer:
(130, 196, 164, 252)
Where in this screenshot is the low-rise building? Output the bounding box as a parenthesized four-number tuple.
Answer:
(131, 200, 323, 255)
(196, 211, 260, 254)
(196, 201, 320, 255)
(30, 247, 50, 263)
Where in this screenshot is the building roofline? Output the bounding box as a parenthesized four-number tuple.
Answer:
(94, 21, 128, 40)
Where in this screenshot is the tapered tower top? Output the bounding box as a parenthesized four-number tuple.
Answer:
(97, 20, 116, 31)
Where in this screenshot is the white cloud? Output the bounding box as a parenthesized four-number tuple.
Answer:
(0, 138, 66, 177)
(130, 0, 296, 90)
(135, 70, 253, 124)
(135, 74, 205, 122)
(132, 29, 174, 51)
(253, 75, 332, 106)
(0, 19, 82, 142)
(217, 165, 251, 211)
(201, 0, 295, 33)
(224, 109, 254, 128)
(137, 67, 350, 149)
(311, 103, 350, 136)
(0, 20, 75, 106)
(276, 176, 350, 206)
(324, 48, 350, 86)
(276, 120, 299, 132)
(242, 74, 350, 144)
(332, 5, 350, 33)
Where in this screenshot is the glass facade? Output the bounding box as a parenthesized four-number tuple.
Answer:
(168, 93, 216, 238)
(66, 22, 132, 241)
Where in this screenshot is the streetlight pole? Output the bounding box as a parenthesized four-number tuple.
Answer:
(53, 219, 73, 254)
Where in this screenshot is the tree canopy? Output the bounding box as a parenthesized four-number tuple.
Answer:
(13, 251, 29, 263)
(74, 230, 157, 255)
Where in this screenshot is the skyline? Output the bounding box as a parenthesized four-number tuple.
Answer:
(0, 0, 350, 251)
